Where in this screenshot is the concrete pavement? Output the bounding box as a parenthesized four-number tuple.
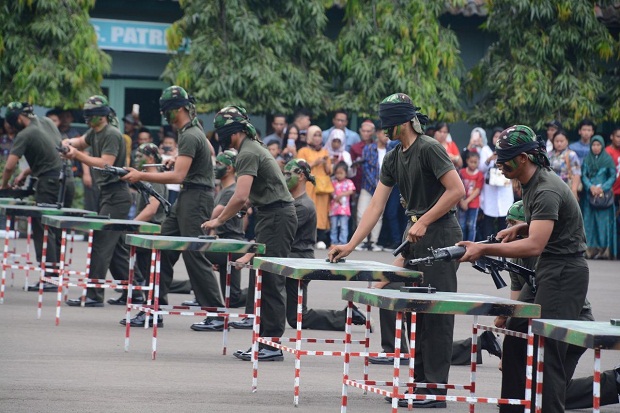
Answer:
(0, 239, 618, 412)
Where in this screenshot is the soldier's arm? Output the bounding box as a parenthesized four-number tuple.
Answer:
(1, 154, 20, 188)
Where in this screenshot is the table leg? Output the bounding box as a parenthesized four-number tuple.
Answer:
(37, 224, 50, 319)
(222, 252, 232, 356)
(391, 311, 403, 413)
(340, 302, 353, 413)
(55, 228, 68, 326)
(407, 312, 416, 402)
(251, 268, 263, 392)
(533, 330, 544, 413)
(469, 316, 479, 413)
(593, 348, 601, 413)
(293, 279, 304, 406)
(151, 249, 161, 360)
(0, 214, 12, 304)
(80, 230, 94, 306)
(23, 217, 32, 288)
(124, 245, 137, 352)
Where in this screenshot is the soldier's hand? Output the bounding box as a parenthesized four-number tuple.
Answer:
(456, 241, 482, 262)
(496, 225, 520, 243)
(164, 157, 176, 170)
(201, 218, 220, 231)
(407, 221, 428, 243)
(120, 167, 141, 183)
(327, 243, 353, 262)
(494, 315, 508, 328)
(61, 144, 78, 160)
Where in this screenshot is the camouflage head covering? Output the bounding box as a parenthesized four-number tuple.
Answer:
(159, 86, 199, 129)
(379, 93, 429, 135)
(496, 125, 550, 168)
(216, 149, 238, 167)
(506, 200, 525, 222)
(213, 105, 259, 142)
(137, 142, 162, 164)
(83, 95, 109, 111)
(285, 158, 316, 185)
(4, 102, 34, 128)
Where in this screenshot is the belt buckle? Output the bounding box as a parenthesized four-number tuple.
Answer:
(410, 216, 418, 223)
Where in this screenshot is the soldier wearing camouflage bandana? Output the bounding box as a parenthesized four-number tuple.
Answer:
(121, 86, 222, 328)
(203, 105, 297, 361)
(61, 95, 132, 307)
(329, 93, 465, 408)
(457, 125, 589, 413)
(2, 102, 75, 287)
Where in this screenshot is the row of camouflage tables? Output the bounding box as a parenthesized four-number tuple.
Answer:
(1, 198, 618, 412)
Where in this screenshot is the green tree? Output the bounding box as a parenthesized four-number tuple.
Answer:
(466, 0, 619, 130)
(164, 0, 337, 115)
(0, 0, 110, 107)
(333, 0, 466, 120)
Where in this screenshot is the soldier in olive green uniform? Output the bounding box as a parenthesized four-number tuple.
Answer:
(61, 96, 131, 307)
(107, 143, 167, 305)
(203, 106, 297, 361)
(491, 201, 617, 410)
(191, 150, 247, 332)
(457, 125, 589, 413)
(2, 102, 75, 279)
(329, 93, 465, 408)
(121, 86, 222, 328)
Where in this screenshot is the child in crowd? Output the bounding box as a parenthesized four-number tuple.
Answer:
(458, 152, 484, 241)
(266, 140, 285, 170)
(329, 162, 356, 245)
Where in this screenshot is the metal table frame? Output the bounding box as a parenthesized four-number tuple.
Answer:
(340, 287, 542, 413)
(37, 215, 160, 325)
(250, 257, 423, 406)
(123, 234, 266, 360)
(532, 319, 620, 413)
(0, 204, 92, 303)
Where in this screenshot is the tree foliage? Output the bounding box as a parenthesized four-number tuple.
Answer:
(0, 0, 110, 108)
(466, 0, 619, 130)
(164, 0, 337, 115)
(333, 0, 466, 120)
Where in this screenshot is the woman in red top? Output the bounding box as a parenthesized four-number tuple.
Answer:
(434, 122, 462, 168)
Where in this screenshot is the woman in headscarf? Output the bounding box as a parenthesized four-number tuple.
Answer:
(581, 135, 617, 259)
(324, 128, 355, 177)
(297, 125, 332, 248)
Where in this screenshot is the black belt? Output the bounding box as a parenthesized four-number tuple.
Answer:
(181, 182, 213, 191)
(408, 210, 456, 224)
(256, 200, 293, 212)
(38, 170, 61, 177)
(541, 251, 585, 258)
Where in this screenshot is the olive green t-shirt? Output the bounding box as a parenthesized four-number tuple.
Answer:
(522, 167, 587, 255)
(291, 193, 317, 253)
(136, 181, 168, 225)
(215, 183, 245, 240)
(380, 135, 455, 216)
(236, 138, 293, 207)
(10, 117, 62, 177)
(177, 124, 213, 187)
(85, 124, 127, 187)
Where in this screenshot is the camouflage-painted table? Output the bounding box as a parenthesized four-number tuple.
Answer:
(341, 287, 542, 413)
(249, 257, 423, 406)
(532, 319, 620, 412)
(123, 234, 266, 360)
(37, 216, 160, 326)
(0, 198, 34, 206)
(0, 204, 93, 304)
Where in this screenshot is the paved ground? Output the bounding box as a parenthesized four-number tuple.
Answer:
(0, 239, 618, 412)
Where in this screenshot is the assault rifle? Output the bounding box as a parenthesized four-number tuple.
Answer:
(93, 165, 171, 216)
(407, 235, 536, 291)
